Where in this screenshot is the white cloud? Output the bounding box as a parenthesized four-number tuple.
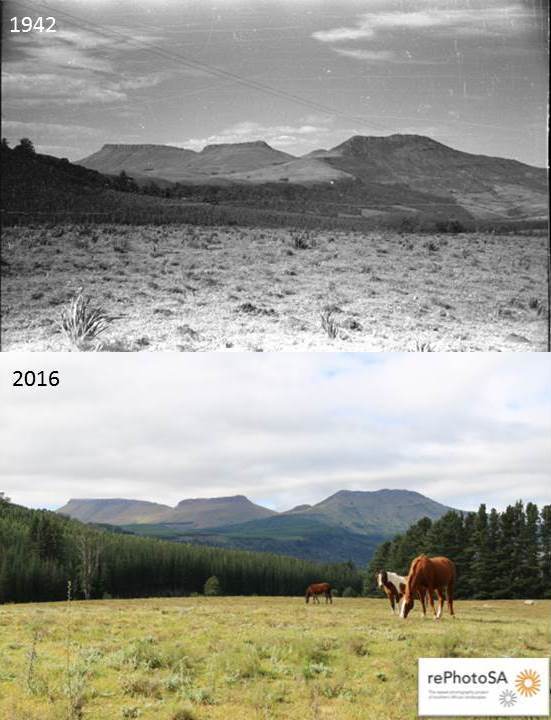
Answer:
(333, 49, 397, 62)
(182, 119, 334, 151)
(0, 353, 549, 513)
(313, 3, 531, 43)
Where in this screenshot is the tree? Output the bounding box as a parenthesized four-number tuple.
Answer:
(342, 586, 357, 597)
(1, 138, 9, 150)
(78, 534, 102, 600)
(16, 137, 35, 154)
(541, 506, 551, 597)
(0, 492, 10, 505)
(204, 575, 221, 596)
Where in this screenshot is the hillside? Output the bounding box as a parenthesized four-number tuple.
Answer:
(304, 489, 454, 535)
(78, 141, 293, 184)
(57, 498, 172, 524)
(58, 494, 276, 528)
(164, 495, 276, 527)
(0, 500, 361, 604)
(76, 134, 548, 222)
(59, 489, 457, 565)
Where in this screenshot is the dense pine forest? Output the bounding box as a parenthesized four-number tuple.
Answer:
(0, 496, 361, 604)
(367, 502, 551, 599)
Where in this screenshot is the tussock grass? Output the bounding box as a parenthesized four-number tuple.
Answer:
(60, 288, 109, 350)
(320, 306, 339, 339)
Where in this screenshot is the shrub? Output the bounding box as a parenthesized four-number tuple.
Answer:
(204, 576, 221, 596)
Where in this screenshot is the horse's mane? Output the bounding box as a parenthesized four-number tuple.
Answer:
(406, 554, 428, 593)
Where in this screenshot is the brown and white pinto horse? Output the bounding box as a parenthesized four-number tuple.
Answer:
(376, 570, 407, 615)
(305, 582, 333, 604)
(400, 555, 455, 620)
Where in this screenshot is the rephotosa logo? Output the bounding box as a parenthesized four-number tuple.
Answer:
(515, 668, 541, 697)
(418, 658, 549, 717)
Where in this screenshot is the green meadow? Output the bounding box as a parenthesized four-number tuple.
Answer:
(1, 597, 549, 720)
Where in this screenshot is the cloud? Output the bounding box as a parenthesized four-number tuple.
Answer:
(313, 3, 532, 43)
(1, 24, 170, 108)
(312, 2, 534, 64)
(333, 49, 397, 62)
(0, 354, 549, 513)
(182, 119, 334, 151)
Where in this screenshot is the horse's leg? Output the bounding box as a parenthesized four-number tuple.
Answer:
(418, 590, 427, 618)
(390, 592, 396, 615)
(447, 580, 455, 617)
(435, 589, 444, 619)
(427, 586, 437, 617)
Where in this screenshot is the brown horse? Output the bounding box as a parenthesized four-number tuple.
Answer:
(305, 582, 333, 604)
(400, 555, 455, 619)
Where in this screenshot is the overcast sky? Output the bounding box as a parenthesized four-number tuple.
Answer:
(1, 0, 548, 165)
(0, 353, 549, 513)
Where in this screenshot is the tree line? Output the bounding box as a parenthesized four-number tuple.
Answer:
(366, 502, 551, 599)
(0, 497, 362, 604)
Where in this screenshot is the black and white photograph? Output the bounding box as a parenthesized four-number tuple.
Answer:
(1, 0, 548, 351)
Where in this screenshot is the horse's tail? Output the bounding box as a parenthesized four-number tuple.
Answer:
(305, 587, 311, 603)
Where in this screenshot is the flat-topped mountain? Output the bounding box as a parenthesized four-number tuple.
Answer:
(58, 494, 276, 529)
(77, 134, 547, 221)
(57, 489, 457, 564)
(78, 140, 293, 183)
(57, 498, 172, 524)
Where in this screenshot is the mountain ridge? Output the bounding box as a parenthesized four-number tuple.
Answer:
(77, 133, 547, 221)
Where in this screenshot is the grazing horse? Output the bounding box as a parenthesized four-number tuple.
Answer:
(305, 582, 333, 604)
(377, 569, 431, 616)
(376, 570, 407, 615)
(400, 555, 455, 620)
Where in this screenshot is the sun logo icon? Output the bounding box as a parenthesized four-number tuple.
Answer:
(515, 669, 541, 697)
(499, 689, 517, 707)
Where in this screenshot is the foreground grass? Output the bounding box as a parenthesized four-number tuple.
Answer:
(0, 597, 549, 719)
(1, 224, 547, 351)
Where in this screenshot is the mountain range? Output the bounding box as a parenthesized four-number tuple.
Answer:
(78, 134, 548, 222)
(57, 489, 457, 565)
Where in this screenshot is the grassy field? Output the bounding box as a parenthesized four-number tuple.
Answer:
(0, 597, 549, 720)
(1, 224, 547, 351)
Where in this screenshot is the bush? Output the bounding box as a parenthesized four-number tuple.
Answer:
(204, 576, 221, 596)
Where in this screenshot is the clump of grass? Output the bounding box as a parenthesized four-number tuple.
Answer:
(172, 708, 198, 720)
(415, 340, 434, 352)
(348, 637, 369, 657)
(60, 289, 109, 350)
(320, 306, 339, 339)
(121, 676, 163, 699)
(528, 297, 544, 316)
(292, 231, 316, 250)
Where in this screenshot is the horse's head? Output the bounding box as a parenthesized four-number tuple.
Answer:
(400, 582, 415, 619)
(376, 570, 387, 589)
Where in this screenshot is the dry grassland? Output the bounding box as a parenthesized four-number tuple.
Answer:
(1, 225, 547, 351)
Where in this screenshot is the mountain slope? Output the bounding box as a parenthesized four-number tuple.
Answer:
(108, 488, 457, 565)
(77, 134, 547, 221)
(163, 495, 277, 527)
(57, 498, 172, 524)
(319, 135, 547, 220)
(57, 495, 276, 529)
(303, 489, 455, 536)
(78, 141, 293, 183)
